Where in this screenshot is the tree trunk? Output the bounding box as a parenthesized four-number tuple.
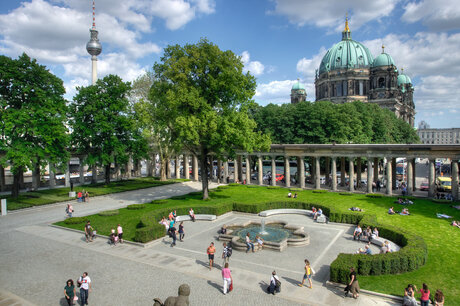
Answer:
(201, 149, 209, 200)
(91, 165, 97, 184)
(105, 164, 111, 184)
(11, 166, 23, 198)
(160, 157, 167, 181)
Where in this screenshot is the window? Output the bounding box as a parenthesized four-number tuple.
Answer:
(359, 81, 364, 96)
(378, 77, 385, 88)
(343, 81, 348, 96)
(337, 82, 342, 96)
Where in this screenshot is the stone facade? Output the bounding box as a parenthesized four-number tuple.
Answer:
(417, 128, 460, 144)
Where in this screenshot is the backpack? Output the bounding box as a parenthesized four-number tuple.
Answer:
(275, 278, 281, 288)
(226, 246, 232, 257)
(77, 276, 82, 288)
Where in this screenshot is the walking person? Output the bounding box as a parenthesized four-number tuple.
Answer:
(169, 224, 177, 247)
(207, 242, 216, 270)
(268, 271, 281, 294)
(419, 283, 430, 306)
(221, 263, 232, 295)
(245, 232, 254, 253)
(66, 204, 74, 218)
(117, 224, 123, 243)
(77, 272, 91, 305)
(84, 221, 94, 243)
(346, 267, 359, 299)
(178, 222, 185, 241)
(222, 242, 231, 266)
(298, 259, 313, 288)
(64, 279, 76, 306)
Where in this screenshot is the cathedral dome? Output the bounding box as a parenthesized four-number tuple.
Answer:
(318, 19, 374, 75)
(397, 73, 412, 86)
(292, 80, 305, 90)
(372, 52, 395, 68)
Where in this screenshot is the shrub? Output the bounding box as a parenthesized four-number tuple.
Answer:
(151, 199, 167, 204)
(98, 210, 119, 217)
(289, 188, 303, 191)
(217, 185, 230, 189)
(339, 192, 353, 196)
(228, 183, 240, 186)
(431, 199, 453, 204)
(267, 186, 281, 189)
(246, 185, 260, 188)
(312, 189, 327, 193)
(134, 226, 166, 243)
(127, 204, 146, 210)
(64, 217, 86, 224)
(366, 193, 383, 198)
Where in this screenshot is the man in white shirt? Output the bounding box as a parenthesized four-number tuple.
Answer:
(78, 272, 92, 305)
(353, 225, 363, 241)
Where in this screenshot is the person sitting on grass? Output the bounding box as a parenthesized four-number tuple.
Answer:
(294, 193, 298, 198)
(452, 220, 460, 228)
(400, 208, 410, 215)
(287, 192, 292, 198)
(353, 225, 363, 241)
(388, 207, 396, 215)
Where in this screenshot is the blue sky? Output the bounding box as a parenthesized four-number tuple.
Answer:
(1, 0, 460, 128)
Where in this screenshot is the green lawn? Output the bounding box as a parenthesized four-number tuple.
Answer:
(55, 184, 460, 302)
(4, 177, 187, 210)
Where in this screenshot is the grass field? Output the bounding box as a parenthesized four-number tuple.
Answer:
(3, 177, 187, 210)
(55, 184, 460, 302)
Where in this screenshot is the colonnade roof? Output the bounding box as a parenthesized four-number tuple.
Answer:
(238, 144, 460, 159)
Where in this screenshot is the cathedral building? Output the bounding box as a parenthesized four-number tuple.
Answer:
(308, 18, 415, 126)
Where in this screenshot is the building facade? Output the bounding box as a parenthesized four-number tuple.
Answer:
(313, 19, 415, 126)
(417, 128, 460, 144)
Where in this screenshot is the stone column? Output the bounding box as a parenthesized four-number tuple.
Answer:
(79, 158, 85, 185)
(32, 162, 40, 191)
(64, 163, 70, 187)
(373, 157, 379, 183)
(325, 157, 330, 186)
(285, 156, 291, 188)
(192, 155, 199, 181)
(0, 164, 5, 192)
(367, 159, 373, 193)
(428, 159, 435, 197)
(340, 157, 346, 186)
(217, 160, 222, 183)
(315, 157, 321, 189)
(356, 157, 362, 188)
(298, 157, 305, 188)
(391, 158, 397, 190)
(349, 158, 354, 192)
(223, 160, 229, 183)
(386, 159, 393, 196)
(412, 159, 416, 191)
(175, 156, 180, 179)
(311, 157, 316, 185)
(237, 156, 243, 183)
(184, 155, 190, 180)
(245, 156, 251, 184)
(452, 160, 459, 201)
(407, 158, 414, 196)
(49, 163, 56, 188)
(331, 157, 337, 191)
(271, 157, 276, 186)
(258, 156, 263, 185)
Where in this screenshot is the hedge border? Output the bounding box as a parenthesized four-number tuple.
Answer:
(98, 209, 119, 217)
(127, 204, 146, 210)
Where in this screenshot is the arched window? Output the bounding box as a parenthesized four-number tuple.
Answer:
(378, 77, 385, 88)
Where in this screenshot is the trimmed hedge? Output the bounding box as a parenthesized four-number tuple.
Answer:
(329, 214, 427, 284)
(64, 217, 86, 224)
(267, 186, 281, 189)
(339, 192, 353, 196)
(431, 199, 453, 204)
(366, 193, 383, 198)
(312, 189, 327, 193)
(228, 183, 240, 186)
(289, 188, 303, 191)
(127, 204, 146, 210)
(98, 209, 119, 217)
(151, 199, 167, 204)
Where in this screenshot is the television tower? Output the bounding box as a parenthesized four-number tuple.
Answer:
(86, 0, 102, 85)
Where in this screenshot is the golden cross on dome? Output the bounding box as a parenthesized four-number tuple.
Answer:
(382, 44, 385, 53)
(344, 13, 350, 32)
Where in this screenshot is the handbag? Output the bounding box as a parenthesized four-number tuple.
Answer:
(229, 278, 233, 292)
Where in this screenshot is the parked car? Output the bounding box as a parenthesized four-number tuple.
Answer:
(275, 174, 284, 182)
(436, 177, 452, 191)
(419, 182, 429, 191)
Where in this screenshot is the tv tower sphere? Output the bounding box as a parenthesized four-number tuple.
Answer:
(86, 29, 102, 56)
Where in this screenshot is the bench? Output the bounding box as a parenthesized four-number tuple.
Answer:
(259, 209, 328, 223)
(175, 214, 216, 222)
(359, 235, 401, 252)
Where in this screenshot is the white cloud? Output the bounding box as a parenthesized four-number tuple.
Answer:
(241, 51, 265, 76)
(191, 0, 216, 14)
(255, 80, 297, 104)
(295, 47, 327, 99)
(402, 0, 460, 31)
(270, 0, 399, 31)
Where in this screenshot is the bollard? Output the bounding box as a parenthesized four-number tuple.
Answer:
(1, 199, 6, 216)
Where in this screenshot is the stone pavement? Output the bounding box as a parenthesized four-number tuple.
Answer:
(0, 181, 401, 306)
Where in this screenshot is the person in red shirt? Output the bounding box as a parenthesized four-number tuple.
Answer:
(207, 242, 216, 270)
(419, 283, 430, 306)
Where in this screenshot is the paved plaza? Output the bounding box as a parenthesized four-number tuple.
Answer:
(0, 182, 400, 306)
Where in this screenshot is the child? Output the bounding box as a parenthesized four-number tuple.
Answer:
(179, 222, 185, 241)
(256, 235, 264, 249)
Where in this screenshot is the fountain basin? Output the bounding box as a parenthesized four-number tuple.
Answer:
(218, 220, 309, 252)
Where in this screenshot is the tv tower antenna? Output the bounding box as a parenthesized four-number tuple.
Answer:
(86, 0, 102, 85)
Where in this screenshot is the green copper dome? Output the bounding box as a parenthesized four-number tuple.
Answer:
(292, 80, 305, 90)
(372, 52, 395, 67)
(397, 74, 412, 86)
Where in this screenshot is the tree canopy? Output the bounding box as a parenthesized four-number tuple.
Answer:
(69, 74, 147, 184)
(0, 53, 69, 197)
(252, 100, 420, 144)
(151, 38, 270, 198)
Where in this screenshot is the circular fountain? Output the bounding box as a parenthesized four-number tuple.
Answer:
(218, 219, 309, 252)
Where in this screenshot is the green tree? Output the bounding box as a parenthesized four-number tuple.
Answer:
(152, 39, 270, 199)
(0, 53, 69, 197)
(131, 71, 177, 181)
(69, 74, 146, 184)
